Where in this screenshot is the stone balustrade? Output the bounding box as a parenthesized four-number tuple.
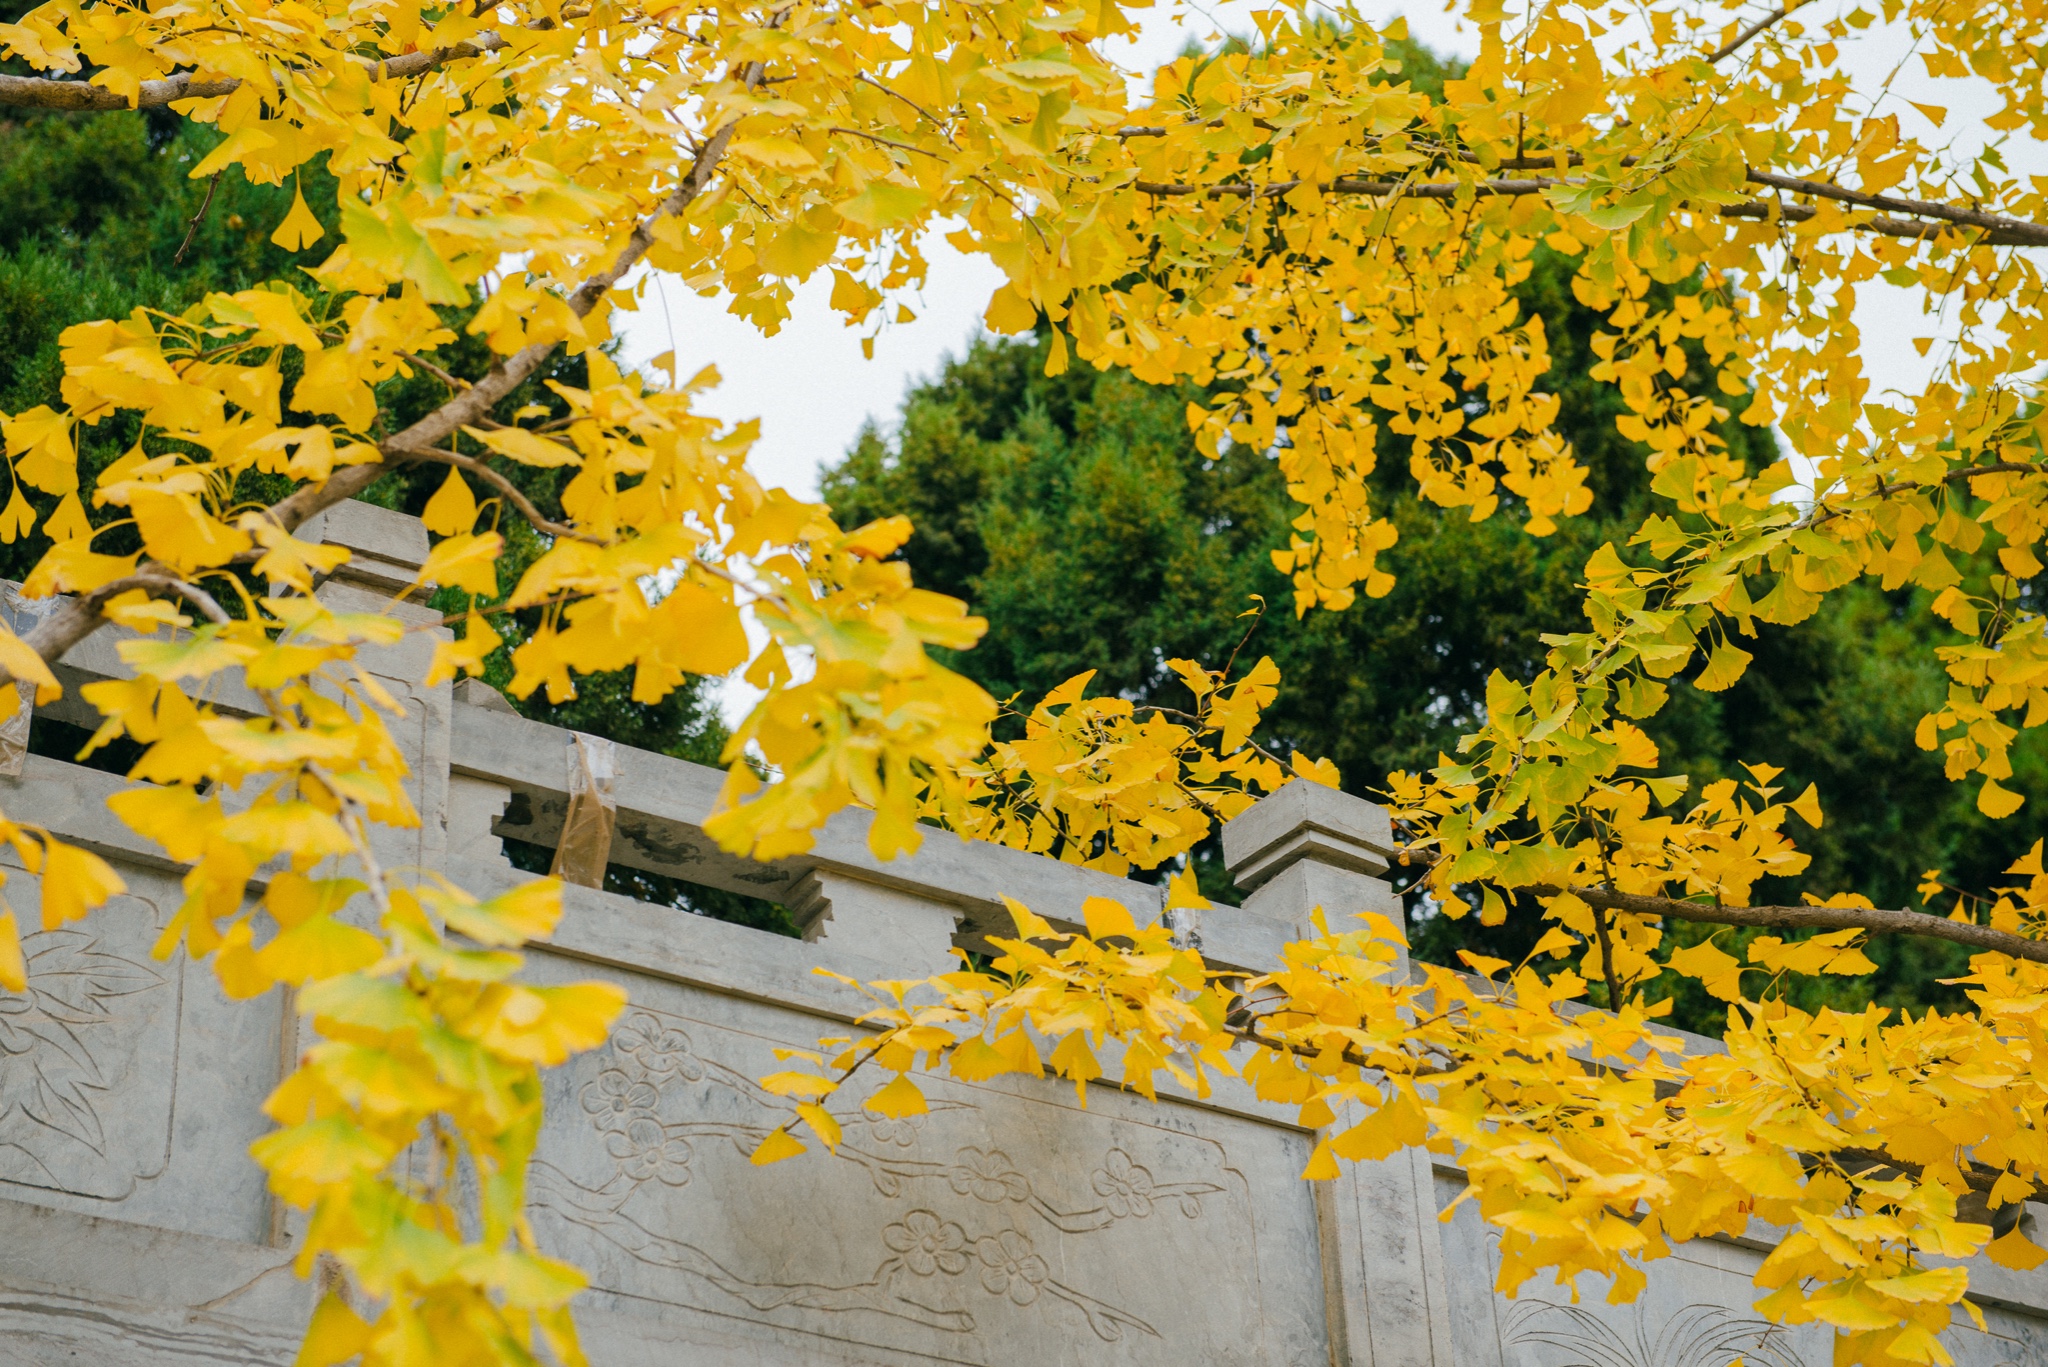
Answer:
(0, 501, 2041, 1366)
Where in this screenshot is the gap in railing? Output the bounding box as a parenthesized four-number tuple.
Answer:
(498, 834, 798, 937)
(28, 714, 146, 780)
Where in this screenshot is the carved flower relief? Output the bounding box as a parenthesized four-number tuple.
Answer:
(605, 1115, 695, 1187)
(612, 1013, 704, 1083)
(580, 1067, 658, 1135)
(973, 1229, 1050, 1306)
(883, 1210, 970, 1278)
(1090, 1148, 1155, 1220)
(866, 1110, 925, 1150)
(947, 1147, 1031, 1204)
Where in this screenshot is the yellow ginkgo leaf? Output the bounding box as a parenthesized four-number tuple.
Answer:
(39, 838, 124, 930)
(795, 1101, 841, 1149)
(294, 1294, 372, 1367)
(422, 465, 478, 536)
(0, 486, 33, 544)
(0, 910, 24, 993)
(1987, 1227, 2048, 1271)
(1979, 778, 2026, 819)
(750, 1126, 807, 1166)
(1693, 641, 1754, 693)
(271, 178, 326, 251)
(1300, 1139, 1341, 1181)
(42, 492, 90, 544)
(420, 531, 502, 597)
(863, 1074, 929, 1119)
(465, 425, 581, 468)
(0, 619, 59, 704)
(1669, 939, 1746, 1001)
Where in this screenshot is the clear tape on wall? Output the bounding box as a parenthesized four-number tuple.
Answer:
(550, 732, 617, 888)
(0, 582, 60, 779)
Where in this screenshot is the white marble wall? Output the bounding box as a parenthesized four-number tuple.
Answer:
(0, 501, 2040, 1367)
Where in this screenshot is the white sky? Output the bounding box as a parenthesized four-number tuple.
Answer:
(613, 2, 2045, 723)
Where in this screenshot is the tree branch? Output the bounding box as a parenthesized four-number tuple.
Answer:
(1129, 171, 2048, 247)
(0, 34, 509, 110)
(1705, 4, 1800, 65)
(171, 172, 222, 265)
(256, 109, 743, 540)
(1742, 168, 2048, 247)
(1542, 884, 2048, 966)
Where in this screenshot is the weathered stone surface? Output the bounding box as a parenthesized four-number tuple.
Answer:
(0, 501, 2040, 1366)
(787, 869, 963, 975)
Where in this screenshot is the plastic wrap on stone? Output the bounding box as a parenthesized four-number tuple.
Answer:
(550, 731, 617, 888)
(0, 582, 59, 779)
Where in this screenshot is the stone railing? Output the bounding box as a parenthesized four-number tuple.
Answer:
(0, 501, 2042, 1366)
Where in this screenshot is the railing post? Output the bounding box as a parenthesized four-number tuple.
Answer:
(446, 681, 518, 871)
(1220, 780, 1454, 1367)
(787, 869, 963, 976)
(1222, 777, 1404, 937)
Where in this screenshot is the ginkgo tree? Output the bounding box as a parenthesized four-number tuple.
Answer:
(5, 0, 2048, 1362)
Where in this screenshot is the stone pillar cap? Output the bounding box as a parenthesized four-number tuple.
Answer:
(299, 499, 430, 595)
(1220, 779, 1397, 892)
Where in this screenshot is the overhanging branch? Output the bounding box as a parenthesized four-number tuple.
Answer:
(1543, 884, 2048, 966)
(1128, 169, 2048, 249)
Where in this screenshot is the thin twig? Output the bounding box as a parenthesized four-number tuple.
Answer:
(853, 73, 959, 147)
(826, 127, 940, 159)
(395, 446, 600, 544)
(399, 350, 471, 393)
(419, 591, 583, 631)
(1589, 899, 1625, 1008)
(173, 173, 222, 266)
(1706, 4, 1799, 65)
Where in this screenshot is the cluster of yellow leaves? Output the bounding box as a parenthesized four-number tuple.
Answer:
(68, 583, 626, 1363)
(7, 0, 2048, 1361)
(752, 879, 1232, 1167)
(768, 898, 2048, 1367)
(944, 652, 1339, 876)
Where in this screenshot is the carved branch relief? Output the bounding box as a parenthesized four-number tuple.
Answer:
(531, 1005, 1267, 1356)
(0, 901, 179, 1200)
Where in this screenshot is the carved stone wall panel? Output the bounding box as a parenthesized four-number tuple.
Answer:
(1434, 1170, 2048, 1367)
(0, 861, 282, 1245)
(524, 958, 1330, 1365)
(0, 1195, 304, 1367)
(0, 899, 177, 1201)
